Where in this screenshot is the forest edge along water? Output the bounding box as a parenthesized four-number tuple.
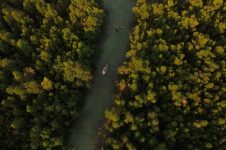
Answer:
(68, 0, 135, 149)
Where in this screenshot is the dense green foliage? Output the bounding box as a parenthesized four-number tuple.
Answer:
(0, 0, 104, 149)
(103, 0, 226, 149)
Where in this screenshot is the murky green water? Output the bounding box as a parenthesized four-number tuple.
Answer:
(68, 0, 134, 149)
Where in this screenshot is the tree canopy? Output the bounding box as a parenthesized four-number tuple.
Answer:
(0, 0, 104, 149)
(103, 0, 226, 149)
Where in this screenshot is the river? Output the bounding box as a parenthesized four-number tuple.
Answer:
(68, 0, 134, 149)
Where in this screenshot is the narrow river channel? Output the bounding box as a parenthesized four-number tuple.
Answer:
(68, 0, 134, 149)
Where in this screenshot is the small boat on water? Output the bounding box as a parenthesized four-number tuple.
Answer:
(102, 64, 109, 75)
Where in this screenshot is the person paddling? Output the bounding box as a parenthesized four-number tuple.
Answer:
(114, 25, 123, 32)
(114, 28, 119, 32)
(119, 25, 123, 30)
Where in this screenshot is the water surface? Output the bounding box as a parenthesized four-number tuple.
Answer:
(68, 0, 134, 149)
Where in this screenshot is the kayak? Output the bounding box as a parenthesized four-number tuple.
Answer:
(102, 64, 109, 75)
